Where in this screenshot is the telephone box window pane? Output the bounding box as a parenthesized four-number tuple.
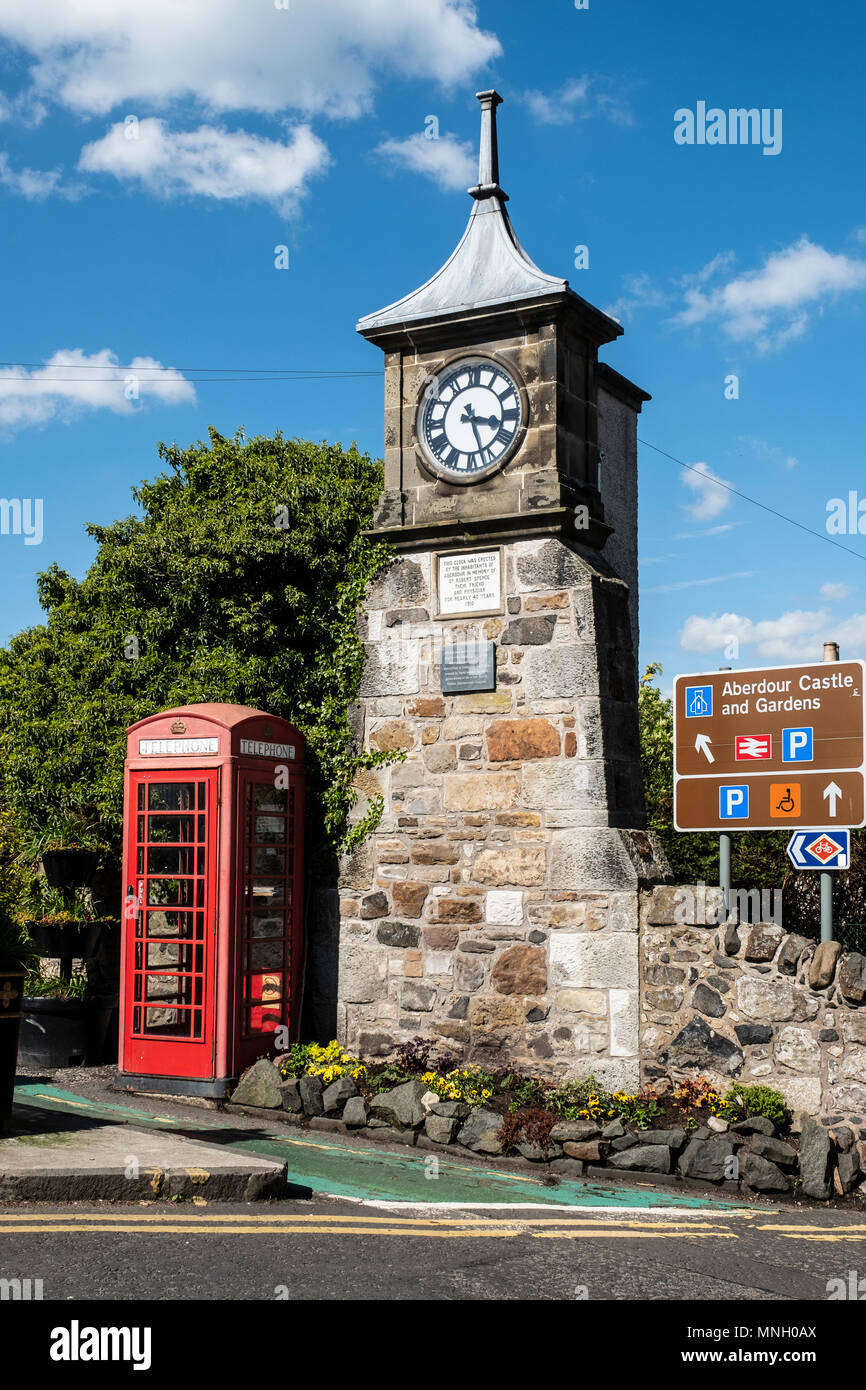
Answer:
(137, 816, 146, 843)
(144, 974, 190, 1004)
(147, 941, 189, 969)
(143, 1006, 194, 1038)
(250, 878, 285, 907)
(254, 815, 286, 844)
(147, 878, 195, 908)
(250, 940, 284, 971)
(245, 972, 283, 1004)
(148, 815, 196, 844)
(197, 782, 207, 810)
(251, 785, 287, 812)
(148, 846, 196, 876)
(198, 815, 206, 842)
(149, 783, 195, 812)
(146, 911, 195, 940)
(249, 1004, 282, 1034)
(251, 910, 284, 938)
(253, 846, 285, 875)
(137, 784, 146, 811)
(136, 847, 145, 874)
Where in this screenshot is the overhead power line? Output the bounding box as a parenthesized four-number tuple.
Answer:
(638, 436, 866, 565)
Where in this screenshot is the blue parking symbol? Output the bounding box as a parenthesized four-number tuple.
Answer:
(720, 785, 749, 819)
(685, 684, 713, 718)
(783, 727, 813, 762)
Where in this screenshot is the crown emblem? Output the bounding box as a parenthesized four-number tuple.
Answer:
(262, 723, 275, 738)
(170, 719, 187, 734)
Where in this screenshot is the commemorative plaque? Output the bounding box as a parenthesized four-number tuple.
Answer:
(440, 640, 496, 694)
(436, 548, 502, 619)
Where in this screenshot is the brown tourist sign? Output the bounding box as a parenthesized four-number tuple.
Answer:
(673, 660, 866, 831)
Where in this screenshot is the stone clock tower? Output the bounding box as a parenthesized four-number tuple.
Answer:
(320, 91, 668, 1088)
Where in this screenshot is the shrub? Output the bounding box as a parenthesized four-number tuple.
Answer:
(546, 1075, 613, 1122)
(499, 1108, 557, 1155)
(503, 1073, 550, 1113)
(393, 1035, 457, 1076)
(718, 1084, 789, 1129)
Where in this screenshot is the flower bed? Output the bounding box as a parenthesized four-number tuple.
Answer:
(229, 1036, 863, 1202)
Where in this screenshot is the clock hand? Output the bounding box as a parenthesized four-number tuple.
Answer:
(461, 403, 485, 454)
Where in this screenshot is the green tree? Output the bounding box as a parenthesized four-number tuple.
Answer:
(0, 429, 392, 863)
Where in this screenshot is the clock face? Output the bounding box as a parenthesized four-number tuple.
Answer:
(417, 357, 524, 482)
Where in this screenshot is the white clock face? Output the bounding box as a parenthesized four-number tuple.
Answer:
(418, 357, 524, 482)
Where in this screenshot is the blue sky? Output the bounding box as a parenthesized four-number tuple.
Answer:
(0, 0, 864, 692)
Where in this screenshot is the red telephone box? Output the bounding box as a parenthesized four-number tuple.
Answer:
(117, 704, 305, 1097)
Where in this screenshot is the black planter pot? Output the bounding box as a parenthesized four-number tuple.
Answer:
(0, 967, 25, 1130)
(26, 922, 89, 958)
(19, 996, 89, 1069)
(41, 849, 99, 889)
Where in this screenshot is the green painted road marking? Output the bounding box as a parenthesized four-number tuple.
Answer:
(12, 1084, 754, 1211)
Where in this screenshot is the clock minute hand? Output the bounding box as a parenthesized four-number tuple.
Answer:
(461, 404, 485, 455)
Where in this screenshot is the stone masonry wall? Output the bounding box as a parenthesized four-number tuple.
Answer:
(327, 536, 668, 1090)
(641, 884, 866, 1125)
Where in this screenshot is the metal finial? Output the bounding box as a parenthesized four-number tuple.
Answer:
(470, 89, 508, 202)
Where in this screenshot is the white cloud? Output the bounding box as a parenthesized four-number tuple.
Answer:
(605, 272, 669, 324)
(674, 237, 866, 352)
(374, 131, 474, 191)
(676, 522, 741, 539)
(679, 607, 866, 663)
(0, 152, 77, 200)
(821, 582, 854, 602)
(525, 77, 632, 128)
(0, 0, 500, 120)
(78, 119, 329, 212)
(681, 461, 734, 521)
(647, 571, 754, 594)
(0, 349, 195, 433)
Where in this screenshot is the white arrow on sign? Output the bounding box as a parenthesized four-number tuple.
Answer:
(695, 733, 714, 764)
(788, 831, 809, 867)
(823, 781, 843, 816)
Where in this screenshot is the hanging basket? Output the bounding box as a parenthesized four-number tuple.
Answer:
(41, 849, 99, 889)
(24, 922, 89, 958)
(19, 996, 89, 1069)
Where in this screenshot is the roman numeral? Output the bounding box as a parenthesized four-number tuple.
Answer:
(501, 407, 519, 421)
(495, 427, 513, 447)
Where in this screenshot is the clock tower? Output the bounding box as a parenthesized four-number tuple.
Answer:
(322, 91, 669, 1087)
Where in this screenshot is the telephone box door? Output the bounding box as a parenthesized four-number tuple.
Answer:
(122, 770, 219, 1078)
(236, 771, 300, 1067)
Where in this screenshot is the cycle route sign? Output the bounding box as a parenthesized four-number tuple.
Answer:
(673, 660, 866, 832)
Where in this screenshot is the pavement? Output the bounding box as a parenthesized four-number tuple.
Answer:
(3, 1073, 758, 1210)
(0, 1103, 288, 1203)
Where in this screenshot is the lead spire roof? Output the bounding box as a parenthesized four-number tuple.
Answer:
(357, 91, 575, 336)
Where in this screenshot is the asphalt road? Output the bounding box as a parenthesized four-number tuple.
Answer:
(2, 1198, 865, 1302)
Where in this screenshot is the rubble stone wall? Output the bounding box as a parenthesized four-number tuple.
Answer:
(641, 884, 866, 1125)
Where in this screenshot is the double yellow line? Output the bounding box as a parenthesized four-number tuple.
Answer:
(0, 1212, 744, 1240)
